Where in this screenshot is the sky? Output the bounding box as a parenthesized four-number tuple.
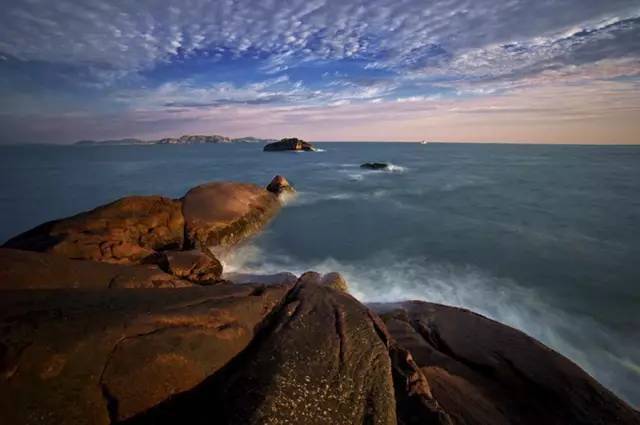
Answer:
(0, 0, 639, 144)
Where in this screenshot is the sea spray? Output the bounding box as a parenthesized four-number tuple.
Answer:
(219, 243, 640, 406)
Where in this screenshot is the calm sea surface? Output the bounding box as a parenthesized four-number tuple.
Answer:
(1, 142, 639, 405)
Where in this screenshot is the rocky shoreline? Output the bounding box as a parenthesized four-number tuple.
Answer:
(1, 176, 638, 424)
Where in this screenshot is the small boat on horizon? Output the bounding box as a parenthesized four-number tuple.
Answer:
(420, 140, 429, 144)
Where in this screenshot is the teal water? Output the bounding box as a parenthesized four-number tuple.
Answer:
(1, 142, 639, 405)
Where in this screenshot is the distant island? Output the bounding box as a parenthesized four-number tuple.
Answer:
(74, 134, 277, 145)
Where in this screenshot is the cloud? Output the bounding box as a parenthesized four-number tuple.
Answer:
(0, 0, 639, 143)
(1, 1, 637, 76)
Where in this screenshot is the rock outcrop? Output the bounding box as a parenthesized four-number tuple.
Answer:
(2, 179, 286, 284)
(263, 137, 316, 152)
(3, 196, 185, 264)
(125, 278, 397, 425)
(182, 182, 281, 250)
(0, 248, 192, 289)
(0, 283, 293, 425)
(0, 274, 638, 424)
(266, 175, 295, 195)
(2, 178, 639, 425)
(372, 301, 640, 425)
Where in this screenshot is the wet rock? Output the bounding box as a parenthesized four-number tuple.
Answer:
(266, 175, 295, 195)
(321, 272, 349, 292)
(0, 283, 293, 425)
(297, 271, 349, 293)
(263, 137, 316, 152)
(127, 278, 396, 425)
(2, 196, 184, 264)
(0, 248, 191, 289)
(154, 250, 223, 284)
(182, 182, 280, 250)
(372, 301, 640, 425)
(361, 162, 390, 170)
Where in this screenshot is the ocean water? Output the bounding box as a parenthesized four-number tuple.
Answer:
(1, 142, 639, 406)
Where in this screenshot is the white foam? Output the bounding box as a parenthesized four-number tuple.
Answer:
(220, 244, 639, 406)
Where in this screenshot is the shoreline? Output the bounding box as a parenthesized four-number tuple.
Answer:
(1, 176, 638, 423)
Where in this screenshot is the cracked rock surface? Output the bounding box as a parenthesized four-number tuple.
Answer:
(0, 283, 291, 425)
(2, 180, 284, 287)
(2, 196, 185, 264)
(372, 301, 640, 425)
(124, 279, 397, 425)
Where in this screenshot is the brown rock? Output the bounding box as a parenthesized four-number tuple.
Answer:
(0, 248, 191, 289)
(0, 283, 293, 424)
(266, 175, 295, 195)
(181, 182, 280, 250)
(2, 196, 184, 264)
(297, 271, 349, 292)
(321, 271, 349, 292)
(263, 137, 316, 152)
(154, 250, 223, 284)
(372, 301, 640, 425)
(127, 278, 397, 425)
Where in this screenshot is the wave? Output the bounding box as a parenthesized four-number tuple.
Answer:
(219, 245, 640, 407)
(286, 189, 391, 206)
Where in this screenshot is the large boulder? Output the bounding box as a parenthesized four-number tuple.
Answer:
(2, 196, 184, 264)
(182, 182, 280, 250)
(0, 248, 191, 289)
(372, 301, 640, 425)
(153, 250, 223, 284)
(297, 270, 349, 293)
(0, 283, 293, 425)
(127, 279, 397, 425)
(263, 137, 316, 152)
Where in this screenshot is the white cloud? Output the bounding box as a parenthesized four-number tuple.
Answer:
(0, 0, 637, 78)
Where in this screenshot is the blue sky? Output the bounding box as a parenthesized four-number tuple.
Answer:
(0, 0, 639, 143)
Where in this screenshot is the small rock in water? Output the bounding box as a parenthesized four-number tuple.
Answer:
(266, 175, 295, 195)
(361, 162, 389, 170)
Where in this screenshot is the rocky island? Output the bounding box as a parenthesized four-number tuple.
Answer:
(0, 176, 638, 425)
(263, 137, 316, 152)
(75, 134, 277, 145)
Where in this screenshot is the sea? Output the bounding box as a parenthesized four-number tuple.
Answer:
(1, 142, 639, 406)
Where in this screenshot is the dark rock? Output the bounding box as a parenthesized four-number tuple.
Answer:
(223, 271, 298, 285)
(0, 248, 192, 289)
(0, 283, 293, 424)
(361, 162, 390, 170)
(263, 137, 316, 152)
(2, 196, 184, 264)
(182, 182, 280, 250)
(154, 250, 223, 284)
(389, 344, 452, 425)
(126, 278, 396, 425)
(266, 175, 295, 195)
(372, 301, 640, 425)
